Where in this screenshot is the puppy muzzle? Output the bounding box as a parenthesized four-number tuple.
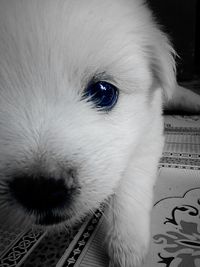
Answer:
(7, 171, 79, 226)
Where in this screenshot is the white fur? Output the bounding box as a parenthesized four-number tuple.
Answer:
(165, 84, 200, 112)
(0, 0, 198, 266)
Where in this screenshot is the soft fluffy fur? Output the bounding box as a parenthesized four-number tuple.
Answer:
(0, 1, 200, 266)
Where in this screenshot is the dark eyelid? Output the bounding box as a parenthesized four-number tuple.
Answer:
(87, 72, 117, 88)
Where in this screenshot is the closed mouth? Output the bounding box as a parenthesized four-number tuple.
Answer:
(35, 211, 68, 226)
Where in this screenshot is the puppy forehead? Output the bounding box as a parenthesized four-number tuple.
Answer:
(0, 0, 147, 63)
(0, 0, 153, 96)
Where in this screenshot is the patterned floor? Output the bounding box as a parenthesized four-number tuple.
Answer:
(0, 115, 200, 267)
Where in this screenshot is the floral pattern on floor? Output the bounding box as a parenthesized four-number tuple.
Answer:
(152, 188, 200, 267)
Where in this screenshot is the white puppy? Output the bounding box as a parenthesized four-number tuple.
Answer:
(0, 0, 199, 266)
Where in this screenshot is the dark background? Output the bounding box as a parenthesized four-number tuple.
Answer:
(148, 0, 200, 82)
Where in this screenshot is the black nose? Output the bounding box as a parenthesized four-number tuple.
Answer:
(8, 175, 72, 212)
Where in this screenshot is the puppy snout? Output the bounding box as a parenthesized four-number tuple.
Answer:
(8, 174, 74, 213)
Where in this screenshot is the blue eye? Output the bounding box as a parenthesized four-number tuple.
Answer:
(84, 81, 119, 111)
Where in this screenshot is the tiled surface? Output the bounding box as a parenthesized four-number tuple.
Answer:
(0, 115, 200, 267)
(143, 168, 200, 267)
(0, 227, 45, 267)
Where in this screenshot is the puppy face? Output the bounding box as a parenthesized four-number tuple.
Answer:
(0, 0, 175, 227)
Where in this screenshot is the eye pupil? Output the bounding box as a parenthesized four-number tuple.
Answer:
(84, 81, 119, 111)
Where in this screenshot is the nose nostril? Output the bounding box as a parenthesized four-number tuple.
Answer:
(8, 175, 73, 212)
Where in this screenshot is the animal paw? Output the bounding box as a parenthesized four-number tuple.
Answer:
(108, 238, 148, 267)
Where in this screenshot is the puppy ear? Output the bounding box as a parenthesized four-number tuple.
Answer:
(149, 29, 177, 101)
